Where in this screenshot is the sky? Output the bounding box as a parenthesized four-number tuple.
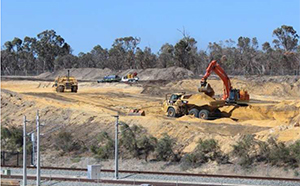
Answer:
(1, 0, 300, 55)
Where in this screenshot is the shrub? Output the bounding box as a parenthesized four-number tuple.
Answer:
(268, 138, 299, 168)
(155, 133, 176, 161)
(55, 130, 81, 153)
(91, 132, 114, 159)
(180, 139, 228, 170)
(1, 126, 23, 151)
(137, 135, 157, 161)
(120, 124, 138, 157)
(232, 136, 300, 169)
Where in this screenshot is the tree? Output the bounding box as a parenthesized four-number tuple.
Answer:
(108, 44, 126, 70)
(135, 47, 144, 69)
(54, 54, 78, 70)
(113, 36, 141, 69)
(35, 30, 71, 72)
(158, 43, 175, 68)
(273, 25, 299, 51)
(142, 47, 157, 68)
(90, 45, 109, 68)
(174, 36, 198, 70)
(77, 52, 94, 68)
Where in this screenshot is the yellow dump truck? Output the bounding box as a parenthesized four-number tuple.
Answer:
(53, 70, 78, 93)
(163, 92, 225, 119)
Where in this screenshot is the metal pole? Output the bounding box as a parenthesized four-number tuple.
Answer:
(114, 115, 119, 180)
(31, 133, 35, 166)
(36, 110, 40, 186)
(23, 116, 27, 186)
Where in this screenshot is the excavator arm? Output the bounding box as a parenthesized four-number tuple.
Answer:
(201, 60, 232, 100)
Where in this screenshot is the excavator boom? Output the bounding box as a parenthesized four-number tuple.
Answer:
(200, 60, 250, 103)
(202, 60, 231, 100)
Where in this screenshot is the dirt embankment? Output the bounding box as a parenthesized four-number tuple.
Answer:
(2, 76, 300, 154)
(37, 67, 195, 81)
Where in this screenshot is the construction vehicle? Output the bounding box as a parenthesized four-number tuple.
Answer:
(97, 75, 121, 83)
(121, 72, 139, 82)
(163, 92, 225, 119)
(199, 59, 250, 104)
(128, 109, 145, 116)
(53, 70, 78, 93)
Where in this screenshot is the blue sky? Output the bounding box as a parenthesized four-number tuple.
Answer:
(1, 0, 299, 55)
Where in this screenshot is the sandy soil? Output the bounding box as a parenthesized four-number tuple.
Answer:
(1, 77, 300, 155)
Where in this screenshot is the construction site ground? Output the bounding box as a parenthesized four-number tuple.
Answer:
(1, 73, 300, 175)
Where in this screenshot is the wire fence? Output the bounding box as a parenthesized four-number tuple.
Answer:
(1, 151, 33, 167)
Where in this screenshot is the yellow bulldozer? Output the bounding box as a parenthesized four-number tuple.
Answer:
(53, 70, 78, 93)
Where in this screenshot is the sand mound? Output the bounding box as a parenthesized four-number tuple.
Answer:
(38, 68, 113, 80)
(38, 67, 194, 81)
(141, 86, 165, 96)
(167, 77, 300, 98)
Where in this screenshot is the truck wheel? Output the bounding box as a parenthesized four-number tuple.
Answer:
(58, 85, 64, 92)
(214, 109, 222, 118)
(71, 86, 78, 93)
(167, 107, 176, 117)
(199, 109, 209, 120)
(188, 108, 199, 118)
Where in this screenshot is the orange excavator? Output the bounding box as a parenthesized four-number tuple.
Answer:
(199, 60, 250, 104)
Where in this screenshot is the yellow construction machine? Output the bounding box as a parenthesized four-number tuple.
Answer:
(163, 92, 225, 120)
(53, 70, 78, 93)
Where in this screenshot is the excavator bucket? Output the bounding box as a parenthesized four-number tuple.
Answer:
(198, 83, 215, 97)
(128, 109, 145, 116)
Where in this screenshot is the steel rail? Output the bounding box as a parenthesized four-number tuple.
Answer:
(2, 165, 300, 182)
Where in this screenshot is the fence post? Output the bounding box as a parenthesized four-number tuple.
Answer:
(1, 152, 4, 165)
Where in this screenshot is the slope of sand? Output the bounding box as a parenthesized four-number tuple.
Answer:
(1, 77, 300, 153)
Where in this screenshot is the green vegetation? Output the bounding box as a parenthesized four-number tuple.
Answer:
(180, 139, 228, 170)
(54, 130, 82, 154)
(1, 25, 299, 76)
(91, 132, 114, 159)
(155, 133, 176, 161)
(89, 126, 300, 170)
(3, 124, 300, 170)
(233, 135, 300, 169)
(1, 126, 23, 151)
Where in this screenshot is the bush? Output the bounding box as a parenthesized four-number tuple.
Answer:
(232, 136, 300, 169)
(120, 124, 138, 157)
(232, 134, 256, 168)
(1, 126, 23, 151)
(55, 130, 81, 153)
(137, 135, 157, 161)
(268, 138, 299, 168)
(180, 139, 228, 170)
(155, 133, 176, 161)
(91, 132, 114, 159)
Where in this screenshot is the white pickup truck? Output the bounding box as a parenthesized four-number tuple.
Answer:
(121, 76, 139, 82)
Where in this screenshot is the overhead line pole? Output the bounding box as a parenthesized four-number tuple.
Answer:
(36, 110, 40, 186)
(114, 114, 119, 180)
(23, 116, 27, 186)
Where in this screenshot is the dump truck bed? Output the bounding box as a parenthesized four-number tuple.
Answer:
(181, 93, 226, 108)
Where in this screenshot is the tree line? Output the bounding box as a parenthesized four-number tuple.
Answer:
(1, 25, 299, 75)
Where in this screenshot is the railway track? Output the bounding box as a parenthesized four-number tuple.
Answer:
(2, 165, 300, 185)
(1, 174, 226, 186)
